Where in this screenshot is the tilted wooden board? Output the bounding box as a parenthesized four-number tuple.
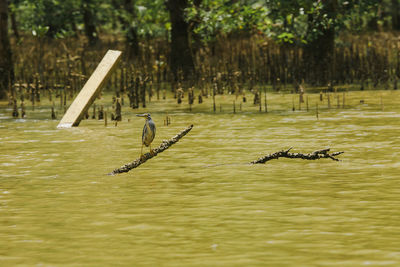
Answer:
(57, 50, 122, 128)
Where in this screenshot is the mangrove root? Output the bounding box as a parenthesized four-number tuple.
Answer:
(251, 147, 344, 164)
(108, 124, 194, 175)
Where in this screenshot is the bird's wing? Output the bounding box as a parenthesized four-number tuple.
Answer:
(150, 121, 156, 136)
(142, 124, 147, 142)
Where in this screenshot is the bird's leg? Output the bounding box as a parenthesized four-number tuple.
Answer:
(149, 144, 154, 155)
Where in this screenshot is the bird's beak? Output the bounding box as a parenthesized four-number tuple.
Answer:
(136, 114, 146, 117)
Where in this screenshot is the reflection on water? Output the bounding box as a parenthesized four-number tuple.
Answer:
(1, 91, 400, 266)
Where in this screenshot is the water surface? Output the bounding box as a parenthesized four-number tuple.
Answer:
(1, 91, 400, 266)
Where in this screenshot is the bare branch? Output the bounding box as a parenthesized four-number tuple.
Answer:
(108, 124, 194, 175)
(251, 148, 344, 164)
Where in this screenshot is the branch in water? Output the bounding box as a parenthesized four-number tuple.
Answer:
(251, 147, 344, 164)
(108, 124, 194, 175)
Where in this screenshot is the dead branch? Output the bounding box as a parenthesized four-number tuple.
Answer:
(251, 147, 344, 164)
(108, 124, 194, 175)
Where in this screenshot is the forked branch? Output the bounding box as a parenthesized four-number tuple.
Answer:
(251, 147, 344, 164)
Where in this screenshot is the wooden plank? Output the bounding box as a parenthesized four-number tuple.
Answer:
(57, 50, 122, 128)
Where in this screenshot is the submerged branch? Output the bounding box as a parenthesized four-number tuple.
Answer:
(108, 124, 194, 175)
(251, 147, 344, 164)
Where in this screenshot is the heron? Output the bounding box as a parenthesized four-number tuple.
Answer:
(136, 113, 156, 157)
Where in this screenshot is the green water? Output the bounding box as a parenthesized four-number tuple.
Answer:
(1, 91, 400, 266)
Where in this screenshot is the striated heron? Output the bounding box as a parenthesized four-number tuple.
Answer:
(136, 113, 156, 156)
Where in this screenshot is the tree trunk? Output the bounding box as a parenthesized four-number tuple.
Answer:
(82, 1, 99, 46)
(392, 0, 400, 31)
(166, 0, 194, 79)
(111, 0, 139, 58)
(0, 0, 13, 99)
(187, 0, 202, 56)
(123, 0, 139, 58)
(8, 2, 19, 42)
(303, 0, 337, 86)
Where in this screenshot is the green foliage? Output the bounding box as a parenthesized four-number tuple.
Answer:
(186, 0, 272, 42)
(107, 0, 168, 38)
(276, 32, 295, 44)
(10, 0, 400, 41)
(31, 25, 49, 37)
(186, 0, 398, 45)
(185, 0, 313, 43)
(339, 0, 390, 32)
(17, 0, 81, 38)
(136, 0, 169, 37)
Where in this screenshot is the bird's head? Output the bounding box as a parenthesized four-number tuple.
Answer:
(136, 113, 151, 120)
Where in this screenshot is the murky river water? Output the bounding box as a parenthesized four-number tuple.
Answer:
(1, 91, 400, 266)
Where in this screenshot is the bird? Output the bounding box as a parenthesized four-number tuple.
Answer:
(136, 113, 156, 157)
